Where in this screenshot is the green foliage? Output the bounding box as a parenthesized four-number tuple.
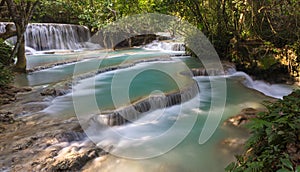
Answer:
(0, 39, 14, 87)
(32, 0, 166, 32)
(226, 90, 300, 172)
(78, 0, 167, 32)
(32, 0, 86, 24)
(0, 39, 14, 66)
(26, 0, 300, 81)
(0, 63, 13, 87)
(78, 1, 116, 32)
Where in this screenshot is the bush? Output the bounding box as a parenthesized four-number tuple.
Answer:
(0, 39, 14, 87)
(226, 90, 300, 172)
(0, 39, 14, 65)
(0, 63, 13, 87)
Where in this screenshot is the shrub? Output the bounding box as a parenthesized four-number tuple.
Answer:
(0, 39, 14, 65)
(226, 90, 300, 172)
(0, 63, 13, 87)
(0, 39, 14, 87)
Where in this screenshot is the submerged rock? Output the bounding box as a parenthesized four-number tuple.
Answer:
(220, 137, 248, 154)
(224, 108, 263, 128)
(221, 107, 266, 154)
(40, 88, 67, 96)
(40, 83, 71, 97)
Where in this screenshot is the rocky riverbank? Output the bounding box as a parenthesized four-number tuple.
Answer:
(0, 85, 32, 106)
(0, 111, 106, 171)
(0, 84, 107, 171)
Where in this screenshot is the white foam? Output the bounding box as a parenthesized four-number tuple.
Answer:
(229, 71, 292, 99)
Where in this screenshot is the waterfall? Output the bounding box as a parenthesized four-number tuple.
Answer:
(0, 22, 92, 51)
(0, 23, 6, 33)
(188, 65, 292, 99)
(91, 82, 199, 126)
(229, 71, 293, 99)
(144, 40, 186, 51)
(187, 68, 226, 76)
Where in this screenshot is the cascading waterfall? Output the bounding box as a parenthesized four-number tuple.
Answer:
(93, 82, 199, 126)
(229, 71, 293, 99)
(144, 40, 186, 51)
(0, 23, 6, 33)
(0, 22, 92, 51)
(189, 65, 293, 99)
(187, 68, 226, 76)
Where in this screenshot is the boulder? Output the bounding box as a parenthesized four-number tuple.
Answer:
(40, 88, 67, 96)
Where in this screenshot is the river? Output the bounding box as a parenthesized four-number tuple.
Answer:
(12, 45, 294, 171)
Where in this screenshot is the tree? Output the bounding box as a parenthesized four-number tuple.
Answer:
(0, 0, 39, 72)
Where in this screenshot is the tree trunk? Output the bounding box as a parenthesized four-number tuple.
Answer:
(14, 34, 26, 72)
(3, 0, 39, 73)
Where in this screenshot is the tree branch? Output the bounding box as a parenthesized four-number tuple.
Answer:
(0, 23, 17, 40)
(0, 0, 5, 6)
(4, 0, 18, 22)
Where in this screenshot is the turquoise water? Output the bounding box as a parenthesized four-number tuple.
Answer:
(44, 59, 195, 115)
(15, 49, 171, 87)
(174, 56, 203, 68)
(95, 66, 183, 110)
(83, 76, 270, 172)
(20, 49, 283, 171)
(26, 48, 169, 70)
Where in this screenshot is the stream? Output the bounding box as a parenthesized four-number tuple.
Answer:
(11, 44, 294, 171)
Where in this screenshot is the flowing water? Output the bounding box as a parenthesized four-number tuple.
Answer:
(14, 40, 294, 171)
(0, 22, 94, 51)
(14, 49, 170, 86)
(144, 40, 186, 52)
(81, 75, 276, 172)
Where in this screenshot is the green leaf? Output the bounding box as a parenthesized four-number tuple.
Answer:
(225, 162, 237, 171)
(295, 165, 300, 172)
(268, 133, 277, 143)
(280, 158, 293, 170)
(276, 168, 292, 172)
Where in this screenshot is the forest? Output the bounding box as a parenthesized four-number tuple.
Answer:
(0, 0, 299, 81)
